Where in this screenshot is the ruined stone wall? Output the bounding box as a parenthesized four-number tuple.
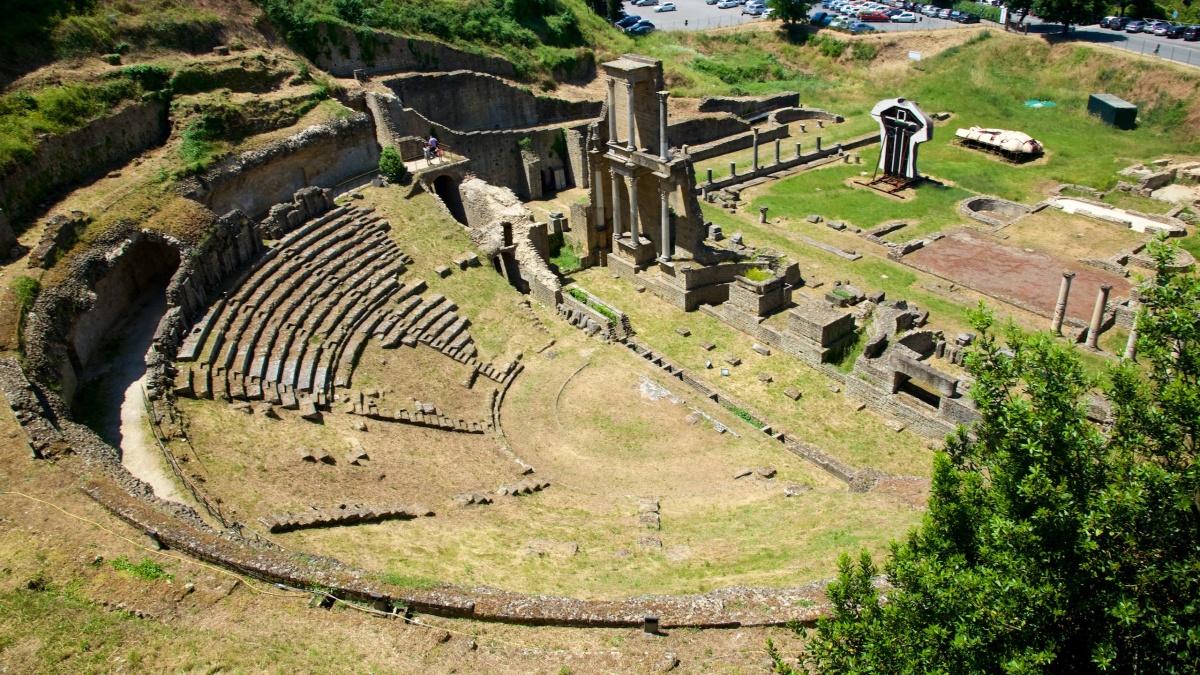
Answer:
(313, 24, 517, 79)
(698, 93, 799, 119)
(183, 114, 380, 218)
(383, 72, 601, 133)
(667, 114, 751, 148)
(0, 100, 168, 224)
(458, 177, 562, 306)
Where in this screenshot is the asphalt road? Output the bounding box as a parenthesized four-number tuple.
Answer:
(1032, 21, 1200, 68)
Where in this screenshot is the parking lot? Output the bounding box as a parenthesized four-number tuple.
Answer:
(624, 0, 971, 33)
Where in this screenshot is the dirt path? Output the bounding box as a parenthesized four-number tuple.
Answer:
(83, 291, 184, 502)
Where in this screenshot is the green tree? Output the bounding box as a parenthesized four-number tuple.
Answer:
(787, 239, 1200, 674)
(768, 0, 814, 24)
(1033, 0, 1107, 32)
(378, 146, 407, 183)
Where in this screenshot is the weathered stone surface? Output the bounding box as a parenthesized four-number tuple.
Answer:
(885, 420, 907, 433)
(844, 399, 865, 412)
(675, 327, 691, 337)
(724, 355, 741, 367)
(757, 372, 773, 383)
(807, 214, 822, 224)
(756, 466, 776, 479)
(639, 512, 661, 529)
(784, 484, 810, 497)
(638, 536, 663, 550)
(701, 342, 716, 351)
(752, 344, 771, 356)
(299, 399, 321, 420)
(784, 387, 802, 401)
(733, 467, 753, 479)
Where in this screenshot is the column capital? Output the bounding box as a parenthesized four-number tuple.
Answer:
(606, 76, 616, 87)
(1100, 284, 1113, 292)
(657, 90, 669, 99)
(1063, 270, 1076, 278)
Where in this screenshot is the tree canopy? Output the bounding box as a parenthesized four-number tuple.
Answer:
(1033, 0, 1108, 32)
(768, 0, 814, 25)
(778, 238, 1200, 674)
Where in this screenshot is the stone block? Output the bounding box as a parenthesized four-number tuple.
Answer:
(807, 214, 822, 224)
(639, 512, 661, 529)
(784, 387, 802, 400)
(758, 372, 773, 383)
(701, 342, 716, 351)
(827, 221, 846, 231)
(844, 399, 865, 412)
(724, 355, 741, 367)
(756, 466, 776, 478)
(752, 344, 771, 356)
(435, 265, 451, 278)
(886, 420, 907, 433)
(231, 401, 252, 414)
(675, 327, 691, 337)
(299, 399, 321, 421)
(255, 402, 278, 419)
(733, 467, 753, 479)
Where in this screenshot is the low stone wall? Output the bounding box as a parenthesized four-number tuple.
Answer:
(959, 196, 1032, 230)
(770, 107, 844, 124)
(698, 93, 799, 119)
(0, 99, 168, 225)
(559, 289, 631, 342)
(182, 113, 380, 218)
(667, 114, 750, 148)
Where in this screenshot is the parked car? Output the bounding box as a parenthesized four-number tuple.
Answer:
(953, 12, 980, 23)
(1107, 17, 1131, 30)
(615, 14, 641, 27)
(810, 11, 830, 24)
(717, 0, 739, 7)
(1124, 20, 1146, 32)
(1164, 23, 1187, 37)
(1153, 21, 1177, 36)
(632, 0, 657, 6)
(814, 11, 835, 24)
(857, 11, 887, 21)
(892, 11, 918, 21)
(936, 8, 952, 19)
(1143, 20, 1167, 33)
(848, 20, 876, 32)
(654, 2, 676, 10)
(1184, 24, 1200, 40)
(707, 0, 719, 5)
(829, 15, 850, 28)
(626, 19, 655, 34)
(743, 4, 765, 14)
(1099, 16, 1119, 28)
(919, 5, 938, 16)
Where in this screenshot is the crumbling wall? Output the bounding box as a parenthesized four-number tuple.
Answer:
(459, 177, 562, 307)
(182, 113, 380, 218)
(0, 99, 168, 225)
(313, 24, 518, 78)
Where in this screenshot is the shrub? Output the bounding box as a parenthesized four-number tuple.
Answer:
(378, 146, 408, 182)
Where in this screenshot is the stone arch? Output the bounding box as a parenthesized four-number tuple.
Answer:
(433, 175, 467, 225)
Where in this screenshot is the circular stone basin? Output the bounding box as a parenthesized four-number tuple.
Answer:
(961, 196, 1031, 225)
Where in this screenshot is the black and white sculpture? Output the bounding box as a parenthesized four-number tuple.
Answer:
(870, 98, 933, 182)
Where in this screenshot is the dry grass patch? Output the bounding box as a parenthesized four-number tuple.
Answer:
(1001, 209, 1147, 262)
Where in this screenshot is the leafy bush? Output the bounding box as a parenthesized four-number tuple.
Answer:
(378, 146, 408, 182)
(851, 42, 878, 62)
(723, 403, 766, 428)
(566, 287, 618, 323)
(952, 1, 1002, 22)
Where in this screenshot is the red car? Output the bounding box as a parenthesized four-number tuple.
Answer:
(859, 11, 891, 21)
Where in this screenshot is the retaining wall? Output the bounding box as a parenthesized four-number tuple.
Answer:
(182, 114, 380, 218)
(0, 99, 168, 225)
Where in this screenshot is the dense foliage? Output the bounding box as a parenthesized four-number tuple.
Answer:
(782, 239, 1200, 674)
(377, 146, 408, 183)
(768, 0, 815, 24)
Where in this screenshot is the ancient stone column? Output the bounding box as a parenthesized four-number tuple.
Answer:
(775, 139, 781, 165)
(730, 161, 736, 177)
(626, 81, 636, 151)
(659, 186, 672, 262)
(606, 78, 617, 145)
(759, 206, 768, 224)
(1086, 284, 1112, 350)
(1051, 271, 1074, 335)
(611, 171, 623, 239)
(626, 174, 640, 244)
(658, 91, 669, 161)
(1124, 326, 1138, 360)
(706, 168, 713, 183)
(796, 142, 802, 159)
(752, 127, 760, 170)
(593, 168, 605, 231)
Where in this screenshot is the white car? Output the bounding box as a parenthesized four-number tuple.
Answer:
(654, 2, 676, 10)
(892, 11, 917, 21)
(717, 0, 739, 8)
